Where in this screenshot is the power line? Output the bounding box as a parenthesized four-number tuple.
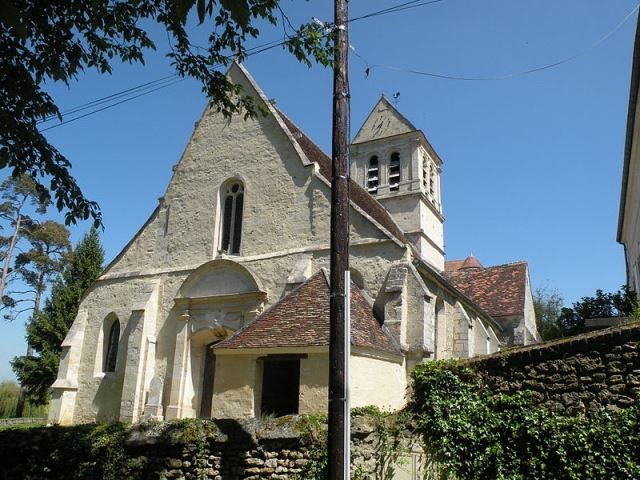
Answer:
(39, 0, 450, 131)
(38, 39, 288, 126)
(364, 1, 640, 82)
(349, 0, 446, 23)
(40, 78, 186, 132)
(39, 75, 180, 124)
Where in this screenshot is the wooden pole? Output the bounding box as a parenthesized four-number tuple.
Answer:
(328, 0, 350, 477)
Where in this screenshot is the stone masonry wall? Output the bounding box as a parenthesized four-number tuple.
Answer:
(0, 416, 427, 480)
(467, 323, 640, 414)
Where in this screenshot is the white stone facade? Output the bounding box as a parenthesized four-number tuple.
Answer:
(50, 64, 515, 425)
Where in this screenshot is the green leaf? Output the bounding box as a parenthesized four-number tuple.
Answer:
(173, 0, 196, 24)
(197, 0, 206, 24)
(0, 1, 28, 39)
(220, 0, 250, 28)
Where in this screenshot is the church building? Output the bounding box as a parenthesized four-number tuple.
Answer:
(49, 63, 539, 425)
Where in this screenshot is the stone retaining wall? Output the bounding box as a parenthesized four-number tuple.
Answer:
(0, 416, 46, 426)
(467, 323, 640, 414)
(0, 416, 428, 480)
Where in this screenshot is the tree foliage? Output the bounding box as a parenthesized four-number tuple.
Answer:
(558, 286, 636, 335)
(534, 285, 637, 339)
(0, 175, 48, 309)
(1, 0, 333, 227)
(12, 229, 104, 405)
(14, 221, 71, 299)
(533, 286, 565, 341)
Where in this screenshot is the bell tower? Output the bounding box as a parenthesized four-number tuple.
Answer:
(350, 96, 445, 270)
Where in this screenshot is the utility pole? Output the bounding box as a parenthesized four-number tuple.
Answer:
(328, 0, 350, 478)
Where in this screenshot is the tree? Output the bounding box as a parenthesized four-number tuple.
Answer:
(12, 229, 104, 406)
(0, 175, 48, 307)
(559, 286, 637, 336)
(13, 221, 71, 323)
(11, 220, 70, 415)
(1, 0, 332, 227)
(533, 286, 565, 341)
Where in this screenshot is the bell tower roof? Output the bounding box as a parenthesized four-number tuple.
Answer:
(352, 95, 419, 144)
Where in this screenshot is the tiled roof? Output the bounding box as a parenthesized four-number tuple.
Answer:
(275, 109, 406, 243)
(444, 259, 465, 272)
(215, 270, 400, 355)
(446, 255, 482, 272)
(445, 261, 528, 318)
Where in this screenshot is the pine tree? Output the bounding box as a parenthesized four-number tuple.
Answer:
(12, 228, 104, 405)
(0, 175, 48, 310)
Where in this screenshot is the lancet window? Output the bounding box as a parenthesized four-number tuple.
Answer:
(219, 181, 244, 255)
(104, 319, 120, 373)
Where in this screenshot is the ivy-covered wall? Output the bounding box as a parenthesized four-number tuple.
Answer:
(467, 323, 640, 414)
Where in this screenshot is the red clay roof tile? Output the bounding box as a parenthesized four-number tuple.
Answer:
(444, 259, 465, 272)
(445, 261, 528, 318)
(215, 270, 400, 354)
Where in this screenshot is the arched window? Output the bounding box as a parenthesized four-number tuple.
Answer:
(389, 152, 400, 191)
(429, 166, 436, 198)
(422, 156, 429, 190)
(219, 181, 244, 255)
(104, 319, 120, 373)
(366, 156, 379, 194)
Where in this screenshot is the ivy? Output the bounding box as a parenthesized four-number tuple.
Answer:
(411, 361, 640, 480)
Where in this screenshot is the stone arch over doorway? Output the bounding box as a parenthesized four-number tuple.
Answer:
(166, 260, 267, 419)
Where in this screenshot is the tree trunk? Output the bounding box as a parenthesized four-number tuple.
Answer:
(0, 196, 27, 301)
(15, 273, 45, 417)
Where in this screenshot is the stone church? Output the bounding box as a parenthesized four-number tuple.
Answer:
(49, 63, 539, 425)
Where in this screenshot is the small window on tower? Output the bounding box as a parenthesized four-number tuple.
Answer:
(389, 152, 400, 191)
(422, 157, 429, 190)
(429, 167, 436, 198)
(367, 156, 379, 194)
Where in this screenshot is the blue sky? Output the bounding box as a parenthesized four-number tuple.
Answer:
(1, 0, 637, 380)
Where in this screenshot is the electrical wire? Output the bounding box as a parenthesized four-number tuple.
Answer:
(40, 78, 187, 132)
(37, 38, 288, 126)
(38, 75, 180, 124)
(40, 0, 634, 130)
(38, 0, 449, 131)
(363, 1, 640, 81)
(349, 0, 446, 23)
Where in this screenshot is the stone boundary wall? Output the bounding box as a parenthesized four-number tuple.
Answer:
(0, 416, 46, 426)
(0, 416, 428, 480)
(467, 323, 640, 414)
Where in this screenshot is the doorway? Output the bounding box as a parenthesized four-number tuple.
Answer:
(260, 358, 300, 417)
(199, 342, 218, 417)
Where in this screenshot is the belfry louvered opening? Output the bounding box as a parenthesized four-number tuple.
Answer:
(367, 156, 379, 194)
(389, 152, 400, 191)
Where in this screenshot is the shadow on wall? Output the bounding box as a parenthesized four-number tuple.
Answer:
(93, 313, 126, 423)
(129, 419, 260, 478)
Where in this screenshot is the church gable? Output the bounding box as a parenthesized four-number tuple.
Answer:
(352, 95, 418, 144)
(103, 64, 406, 278)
